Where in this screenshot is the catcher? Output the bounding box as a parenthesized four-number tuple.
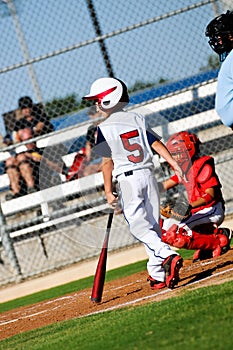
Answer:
(159, 131, 232, 262)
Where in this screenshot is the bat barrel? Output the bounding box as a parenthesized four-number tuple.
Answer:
(91, 211, 114, 303)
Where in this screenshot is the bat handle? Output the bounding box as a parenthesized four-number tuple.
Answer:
(106, 211, 114, 231)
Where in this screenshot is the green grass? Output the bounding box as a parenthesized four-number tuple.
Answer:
(2, 248, 223, 350)
(1, 280, 233, 350)
(0, 249, 194, 313)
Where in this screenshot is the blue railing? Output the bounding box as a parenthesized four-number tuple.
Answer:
(51, 68, 219, 130)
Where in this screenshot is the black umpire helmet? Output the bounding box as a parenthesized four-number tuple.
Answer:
(205, 10, 233, 61)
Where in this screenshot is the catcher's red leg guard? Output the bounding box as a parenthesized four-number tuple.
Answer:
(162, 224, 193, 248)
(162, 225, 229, 258)
(193, 227, 232, 261)
(213, 227, 232, 255)
(161, 224, 178, 246)
(182, 230, 229, 257)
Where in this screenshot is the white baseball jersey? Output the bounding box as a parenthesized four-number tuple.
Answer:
(95, 110, 177, 282)
(95, 110, 161, 177)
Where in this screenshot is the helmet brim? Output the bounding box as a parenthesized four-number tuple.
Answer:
(82, 94, 97, 100)
(82, 86, 117, 101)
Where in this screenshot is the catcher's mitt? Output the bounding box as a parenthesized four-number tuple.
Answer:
(171, 201, 192, 221)
(160, 199, 176, 218)
(160, 200, 192, 221)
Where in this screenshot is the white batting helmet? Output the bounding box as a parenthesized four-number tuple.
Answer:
(82, 77, 129, 109)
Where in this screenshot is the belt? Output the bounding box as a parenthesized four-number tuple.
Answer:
(124, 170, 133, 176)
(116, 170, 133, 179)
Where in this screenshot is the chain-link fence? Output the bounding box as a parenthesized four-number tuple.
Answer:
(0, 0, 232, 285)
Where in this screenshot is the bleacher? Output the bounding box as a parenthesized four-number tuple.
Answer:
(0, 69, 233, 281)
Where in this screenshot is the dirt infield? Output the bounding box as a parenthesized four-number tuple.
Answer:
(0, 248, 233, 340)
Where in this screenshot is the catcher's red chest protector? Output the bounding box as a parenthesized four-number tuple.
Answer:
(171, 156, 223, 213)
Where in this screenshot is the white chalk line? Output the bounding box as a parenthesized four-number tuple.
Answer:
(83, 267, 233, 318)
(0, 282, 137, 326)
(104, 280, 143, 293)
(0, 295, 79, 326)
(185, 259, 221, 271)
(0, 267, 233, 327)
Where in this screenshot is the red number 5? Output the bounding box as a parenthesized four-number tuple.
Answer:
(120, 129, 144, 163)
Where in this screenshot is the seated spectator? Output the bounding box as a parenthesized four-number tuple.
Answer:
(5, 127, 65, 200)
(3, 133, 13, 147)
(13, 96, 54, 142)
(4, 96, 55, 200)
(83, 105, 103, 177)
(65, 105, 103, 180)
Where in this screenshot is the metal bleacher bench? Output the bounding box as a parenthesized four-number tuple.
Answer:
(0, 117, 95, 208)
(0, 150, 78, 193)
(0, 171, 107, 276)
(0, 117, 108, 260)
(0, 117, 102, 217)
(0, 171, 107, 277)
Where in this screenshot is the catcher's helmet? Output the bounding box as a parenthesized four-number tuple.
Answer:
(166, 131, 200, 171)
(205, 10, 233, 61)
(82, 77, 129, 110)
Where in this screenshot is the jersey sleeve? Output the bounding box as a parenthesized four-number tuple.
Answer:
(146, 126, 161, 146)
(215, 52, 233, 128)
(95, 126, 111, 158)
(170, 174, 179, 183)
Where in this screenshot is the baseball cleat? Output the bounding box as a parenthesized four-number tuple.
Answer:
(162, 254, 183, 289)
(218, 227, 232, 254)
(147, 276, 166, 290)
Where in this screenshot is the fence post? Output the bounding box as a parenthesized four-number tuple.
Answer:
(0, 206, 22, 278)
(85, 0, 115, 77)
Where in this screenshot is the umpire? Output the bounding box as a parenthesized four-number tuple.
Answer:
(205, 10, 233, 130)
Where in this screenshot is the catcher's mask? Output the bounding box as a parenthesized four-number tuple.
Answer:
(166, 131, 200, 172)
(205, 10, 233, 61)
(82, 77, 129, 110)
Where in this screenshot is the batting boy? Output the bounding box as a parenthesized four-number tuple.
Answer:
(83, 77, 184, 289)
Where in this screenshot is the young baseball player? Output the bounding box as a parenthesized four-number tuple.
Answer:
(82, 77, 185, 290)
(160, 131, 232, 262)
(205, 10, 233, 130)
